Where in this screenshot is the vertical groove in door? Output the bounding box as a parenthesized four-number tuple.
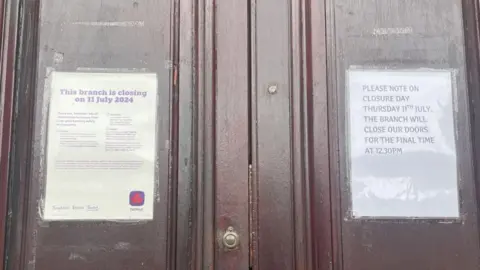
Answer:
(6, 0, 41, 268)
(247, 0, 257, 268)
(324, 0, 344, 268)
(0, 0, 11, 264)
(200, 0, 215, 267)
(248, 0, 262, 268)
(309, 0, 333, 269)
(169, 0, 181, 268)
(461, 0, 480, 255)
(176, 0, 199, 267)
(194, 0, 216, 268)
(1, 0, 20, 267)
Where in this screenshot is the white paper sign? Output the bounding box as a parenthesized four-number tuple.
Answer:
(44, 72, 158, 220)
(347, 69, 459, 218)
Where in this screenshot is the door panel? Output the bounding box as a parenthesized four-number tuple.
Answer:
(6, 0, 251, 269)
(326, 0, 480, 269)
(251, 0, 331, 269)
(252, 0, 295, 268)
(179, 0, 250, 268)
(214, 0, 250, 269)
(6, 1, 172, 269)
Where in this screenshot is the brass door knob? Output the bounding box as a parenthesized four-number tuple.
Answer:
(223, 226, 239, 249)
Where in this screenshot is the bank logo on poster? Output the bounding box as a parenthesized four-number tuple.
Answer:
(129, 191, 145, 207)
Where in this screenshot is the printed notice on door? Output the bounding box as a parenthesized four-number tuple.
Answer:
(347, 69, 459, 218)
(44, 72, 157, 221)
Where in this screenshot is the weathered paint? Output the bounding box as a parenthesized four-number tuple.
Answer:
(2, 0, 480, 269)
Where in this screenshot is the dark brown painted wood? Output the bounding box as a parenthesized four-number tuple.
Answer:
(5, 0, 251, 268)
(464, 0, 480, 260)
(214, 0, 250, 269)
(6, 1, 175, 269)
(175, 0, 196, 268)
(325, 0, 480, 269)
(251, 0, 330, 269)
(309, 1, 333, 269)
(251, 0, 295, 267)
(5, 1, 480, 269)
(0, 0, 20, 268)
(194, 0, 216, 268)
(196, 0, 216, 268)
(6, 0, 42, 268)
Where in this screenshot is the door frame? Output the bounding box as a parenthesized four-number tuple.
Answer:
(0, 0, 19, 267)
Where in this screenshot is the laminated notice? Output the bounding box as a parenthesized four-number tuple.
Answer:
(347, 69, 459, 218)
(44, 72, 158, 220)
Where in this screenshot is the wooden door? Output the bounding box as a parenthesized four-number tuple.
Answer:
(3, 0, 250, 269)
(325, 0, 480, 269)
(4, 0, 480, 270)
(6, 0, 173, 269)
(249, 0, 480, 269)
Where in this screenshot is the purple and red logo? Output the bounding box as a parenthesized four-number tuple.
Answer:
(129, 191, 145, 206)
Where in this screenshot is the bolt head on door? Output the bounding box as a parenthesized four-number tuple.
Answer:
(268, 84, 278, 94)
